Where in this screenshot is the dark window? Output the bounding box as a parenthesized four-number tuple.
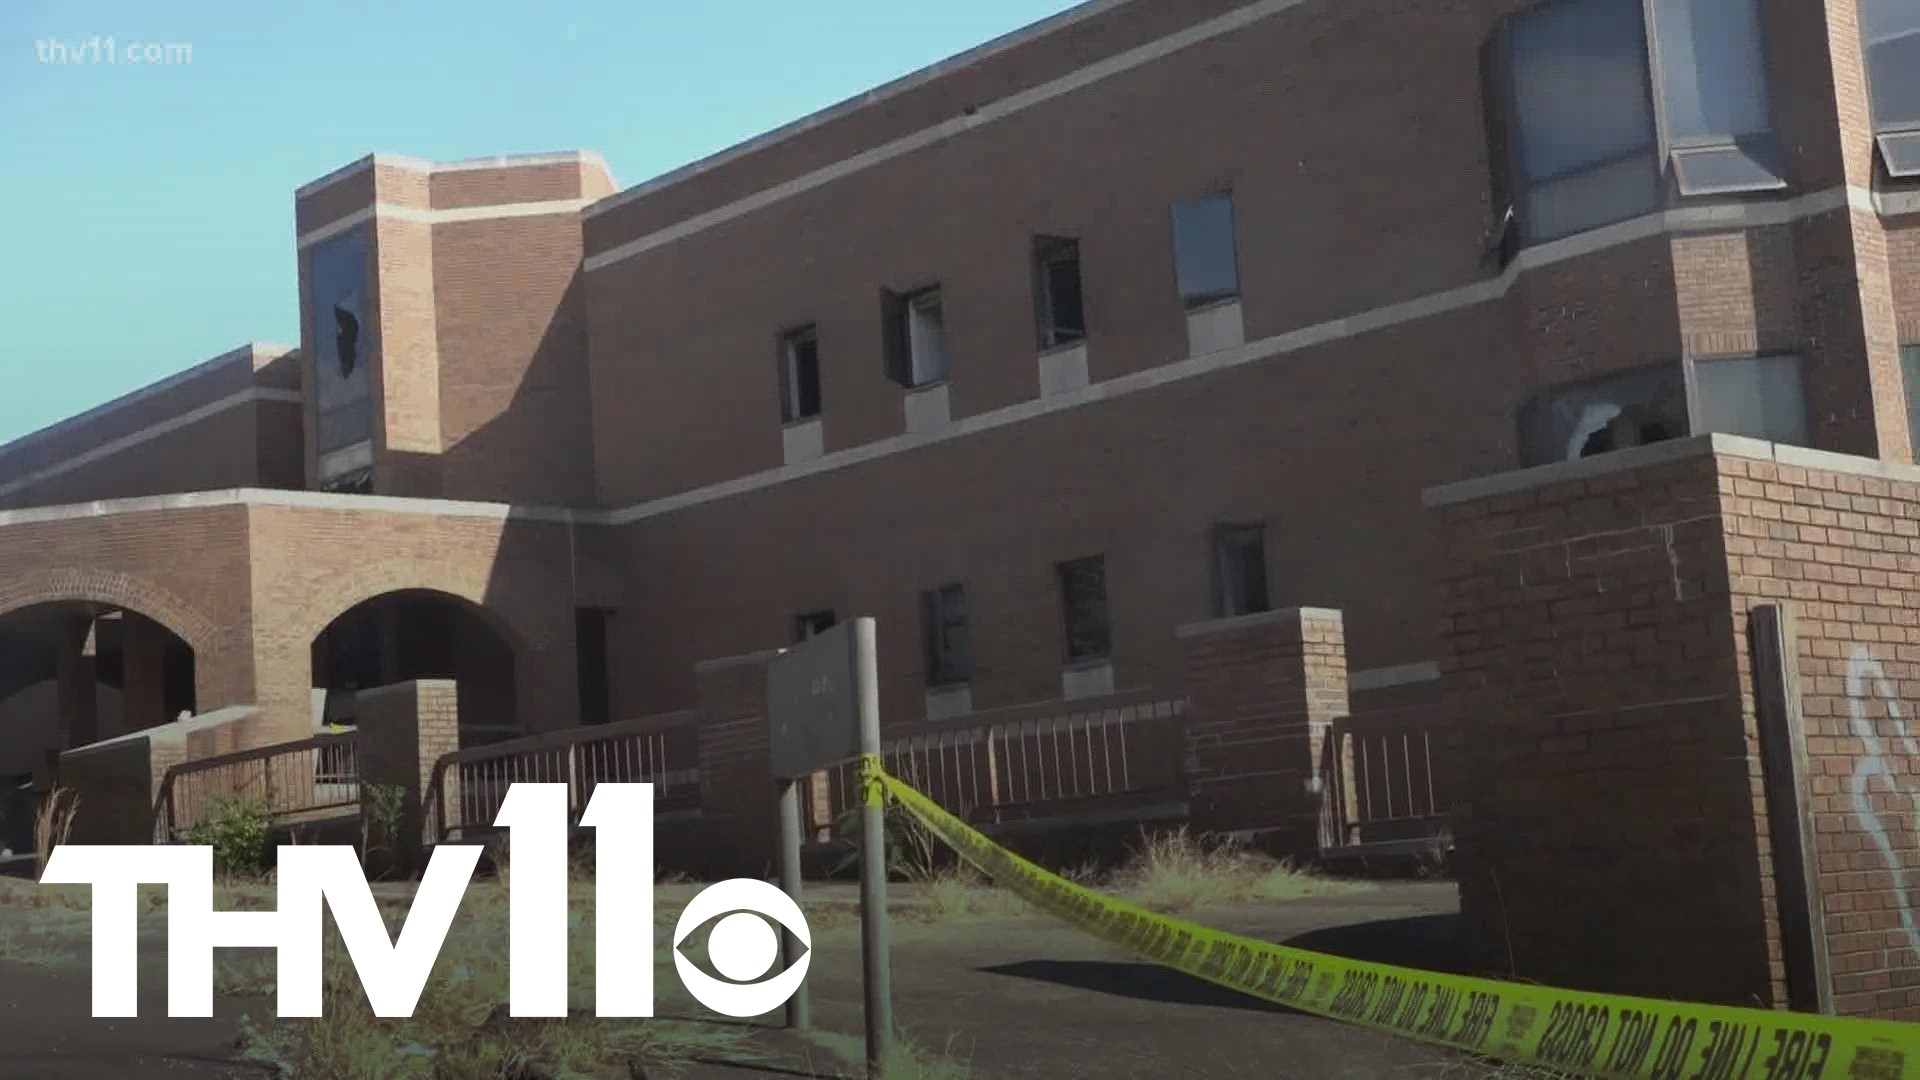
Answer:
(575, 608, 611, 726)
(920, 583, 970, 687)
(793, 610, 837, 643)
(1862, 0, 1920, 176)
(1211, 525, 1269, 619)
(1057, 556, 1111, 662)
(1902, 346, 1920, 460)
(778, 326, 821, 423)
(883, 286, 948, 388)
(1171, 195, 1240, 309)
(1034, 236, 1086, 350)
(1516, 364, 1689, 467)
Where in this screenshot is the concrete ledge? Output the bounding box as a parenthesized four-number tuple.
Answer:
(693, 649, 784, 674)
(1422, 434, 1769, 509)
(1423, 434, 1920, 510)
(0, 486, 588, 530)
(1350, 661, 1440, 692)
(1176, 606, 1342, 639)
(61, 704, 259, 758)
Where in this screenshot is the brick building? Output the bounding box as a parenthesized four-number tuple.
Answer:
(3, 0, 1920, 1011)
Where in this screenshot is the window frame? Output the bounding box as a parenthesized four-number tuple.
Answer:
(1209, 523, 1270, 620)
(1056, 555, 1112, 664)
(1033, 235, 1087, 352)
(1170, 193, 1243, 311)
(920, 582, 972, 688)
(883, 285, 949, 389)
(1682, 352, 1810, 448)
(793, 609, 837, 643)
(777, 324, 822, 424)
(1486, 0, 1784, 250)
(1859, 0, 1920, 177)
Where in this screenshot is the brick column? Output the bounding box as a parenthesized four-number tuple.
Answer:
(54, 614, 97, 749)
(356, 679, 459, 873)
(120, 611, 169, 734)
(1178, 607, 1349, 858)
(694, 650, 782, 880)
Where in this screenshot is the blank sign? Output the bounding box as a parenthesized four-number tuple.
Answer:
(767, 620, 865, 780)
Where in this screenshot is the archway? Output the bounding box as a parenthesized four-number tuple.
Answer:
(0, 600, 197, 855)
(309, 589, 519, 748)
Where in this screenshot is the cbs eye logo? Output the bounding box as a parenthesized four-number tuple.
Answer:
(674, 880, 812, 1016)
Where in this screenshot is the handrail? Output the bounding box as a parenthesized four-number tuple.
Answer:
(152, 731, 362, 842)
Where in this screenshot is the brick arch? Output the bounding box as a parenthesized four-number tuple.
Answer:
(0, 568, 220, 656)
(293, 569, 531, 657)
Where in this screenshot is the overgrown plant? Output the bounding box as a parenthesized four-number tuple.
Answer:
(33, 787, 80, 876)
(360, 782, 408, 876)
(180, 794, 273, 875)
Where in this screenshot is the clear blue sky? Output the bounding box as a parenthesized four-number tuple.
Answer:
(0, 0, 1077, 443)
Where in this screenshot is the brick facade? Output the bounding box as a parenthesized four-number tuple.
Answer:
(1431, 434, 1920, 1019)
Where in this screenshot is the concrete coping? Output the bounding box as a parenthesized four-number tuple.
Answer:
(356, 679, 455, 704)
(59, 705, 259, 759)
(1417, 433, 1920, 509)
(1175, 606, 1343, 639)
(296, 150, 614, 200)
(693, 648, 786, 674)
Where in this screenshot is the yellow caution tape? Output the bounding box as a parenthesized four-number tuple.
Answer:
(865, 755, 1920, 1080)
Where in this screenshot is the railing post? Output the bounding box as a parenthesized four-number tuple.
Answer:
(566, 743, 582, 824)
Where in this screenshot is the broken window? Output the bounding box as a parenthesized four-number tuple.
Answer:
(778, 325, 822, 423)
(321, 466, 373, 495)
(920, 583, 971, 687)
(883, 286, 949, 388)
(1688, 354, 1808, 446)
(1861, 0, 1920, 176)
(1516, 364, 1690, 467)
(1211, 524, 1269, 620)
(793, 610, 837, 643)
(1034, 236, 1086, 350)
(307, 228, 374, 456)
(1058, 556, 1111, 662)
(1172, 195, 1240, 309)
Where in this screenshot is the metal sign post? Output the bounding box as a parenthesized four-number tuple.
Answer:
(764, 616, 891, 1072)
(853, 618, 893, 1077)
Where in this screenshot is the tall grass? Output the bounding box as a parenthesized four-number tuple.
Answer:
(32, 787, 79, 877)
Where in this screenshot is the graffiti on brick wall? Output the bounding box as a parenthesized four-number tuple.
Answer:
(1845, 645, 1920, 954)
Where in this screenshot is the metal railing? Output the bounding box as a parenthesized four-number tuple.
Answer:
(152, 732, 362, 842)
(1318, 715, 1448, 854)
(424, 711, 701, 841)
(809, 690, 1189, 834)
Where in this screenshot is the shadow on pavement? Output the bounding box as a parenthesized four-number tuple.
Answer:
(978, 912, 1466, 1013)
(978, 959, 1293, 1013)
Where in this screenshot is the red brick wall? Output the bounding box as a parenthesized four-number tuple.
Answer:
(1431, 444, 1777, 1007)
(1434, 435, 1920, 1019)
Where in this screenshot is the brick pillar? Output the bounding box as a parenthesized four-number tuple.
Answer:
(694, 650, 783, 880)
(121, 611, 169, 734)
(54, 614, 97, 749)
(355, 679, 459, 873)
(1178, 608, 1349, 858)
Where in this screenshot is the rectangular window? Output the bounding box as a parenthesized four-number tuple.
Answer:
(1171, 195, 1240, 309)
(778, 326, 821, 423)
(1862, 0, 1920, 176)
(1057, 556, 1111, 662)
(1648, 0, 1783, 195)
(1496, 0, 1661, 243)
(1688, 355, 1809, 447)
(1902, 346, 1920, 460)
(793, 610, 837, 643)
(1034, 236, 1086, 350)
(920, 583, 970, 687)
(883, 286, 948, 388)
(1211, 524, 1269, 619)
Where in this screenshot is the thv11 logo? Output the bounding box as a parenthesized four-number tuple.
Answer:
(41, 783, 810, 1019)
